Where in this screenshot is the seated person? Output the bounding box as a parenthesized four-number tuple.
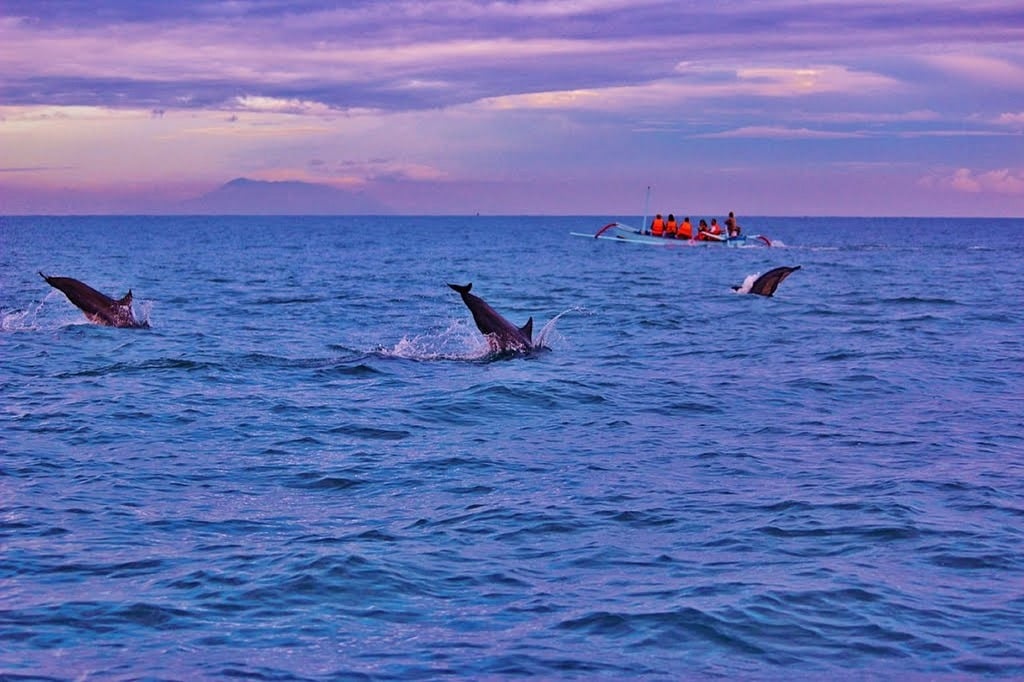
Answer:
(649, 213, 665, 236)
(678, 216, 693, 239)
(665, 214, 678, 237)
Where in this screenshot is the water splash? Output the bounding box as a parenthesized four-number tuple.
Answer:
(1, 291, 61, 331)
(377, 307, 583, 361)
(378, 319, 491, 361)
(1, 291, 154, 331)
(535, 305, 585, 349)
(733, 274, 760, 295)
(135, 299, 154, 327)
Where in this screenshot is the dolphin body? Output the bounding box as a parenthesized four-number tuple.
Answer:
(39, 272, 149, 328)
(447, 283, 534, 353)
(734, 265, 801, 297)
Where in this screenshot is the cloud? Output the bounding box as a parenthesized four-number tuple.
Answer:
(996, 112, 1024, 125)
(3, 1, 1024, 215)
(476, 63, 899, 113)
(919, 53, 1024, 89)
(248, 157, 448, 188)
(730, 65, 898, 96)
(0, 165, 75, 172)
(922, 168, 1024, 195)
(233, 96, 336, 116)
(698, 126, 866, 140)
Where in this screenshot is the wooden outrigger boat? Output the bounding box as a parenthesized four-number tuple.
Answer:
(570, 186, 772, 247)
(571, 221, 772, 247)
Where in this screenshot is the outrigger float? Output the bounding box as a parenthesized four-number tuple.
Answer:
(571, 221, 772, 247)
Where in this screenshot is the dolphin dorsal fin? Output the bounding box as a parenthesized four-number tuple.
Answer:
(520, 317, 533, 341)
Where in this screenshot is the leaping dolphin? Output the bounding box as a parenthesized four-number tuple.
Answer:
(39, 272, 149, 328)
(733, 265, 801, 297)
(447, 283, 534, 353)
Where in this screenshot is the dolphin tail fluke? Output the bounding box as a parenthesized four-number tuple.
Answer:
(447, 283, 472, 295)
(520, 317, 533, 341)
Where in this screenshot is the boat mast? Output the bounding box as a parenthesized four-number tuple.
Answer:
(641, 185, 651, 234)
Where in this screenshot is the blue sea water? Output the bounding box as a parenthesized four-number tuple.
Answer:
(1, 214, 1023, 680)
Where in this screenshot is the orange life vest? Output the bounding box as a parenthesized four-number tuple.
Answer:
(710, 222, 722, 235)
(679, 220, 693, 239)
(665, 218, 678, 235)
(650, 217, 665, 236)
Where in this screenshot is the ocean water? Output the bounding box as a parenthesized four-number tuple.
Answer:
(1, 214, 1022, 680)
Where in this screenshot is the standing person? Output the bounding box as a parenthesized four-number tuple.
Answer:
(649, 213, 665, 236)
(678, 216, 693, 240)
(665, 214, 678, 238)
(726, 211, 741, 237)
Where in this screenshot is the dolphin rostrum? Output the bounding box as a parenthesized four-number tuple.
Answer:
(447, 283, 534, 352)
(733, 265, 801, 297)
(39, 272, 149, 328)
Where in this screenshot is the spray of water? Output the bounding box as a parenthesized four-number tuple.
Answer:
(733, 273, 760, 295)
(378, 319, 491, 361)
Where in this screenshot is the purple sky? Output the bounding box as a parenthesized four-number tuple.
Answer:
(2, 0, 1023, 215)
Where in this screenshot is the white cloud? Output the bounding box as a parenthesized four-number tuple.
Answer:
(923, 167, 1024, 195)
(980, 168, 1024, 194)
(996, 112, 1024, 125)
(950, 168, 982, 193)
(234, 96, 335, 116)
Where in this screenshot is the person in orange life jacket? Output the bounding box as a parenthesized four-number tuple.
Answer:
(726, 211, 741, 237)
(709, 218, 722, 236)
(678, 216, 693, 240)
(696, 219, 710, 240)
(649, 214, 665, 236)
(664, 214, 678, 237)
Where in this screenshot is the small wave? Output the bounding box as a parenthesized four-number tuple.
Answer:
(882, 296, 962, 306)
(557, 608, 764, 654)
(55, 357, 212, 378)
(328, 423, 411, 440)
(252, 295, 325, 305)
(286, 471, 368, 490)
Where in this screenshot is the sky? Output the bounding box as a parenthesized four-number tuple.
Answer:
(2, 0, 1023, 216)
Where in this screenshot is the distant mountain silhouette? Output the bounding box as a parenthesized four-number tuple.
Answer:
(179, 178, 391, 214)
